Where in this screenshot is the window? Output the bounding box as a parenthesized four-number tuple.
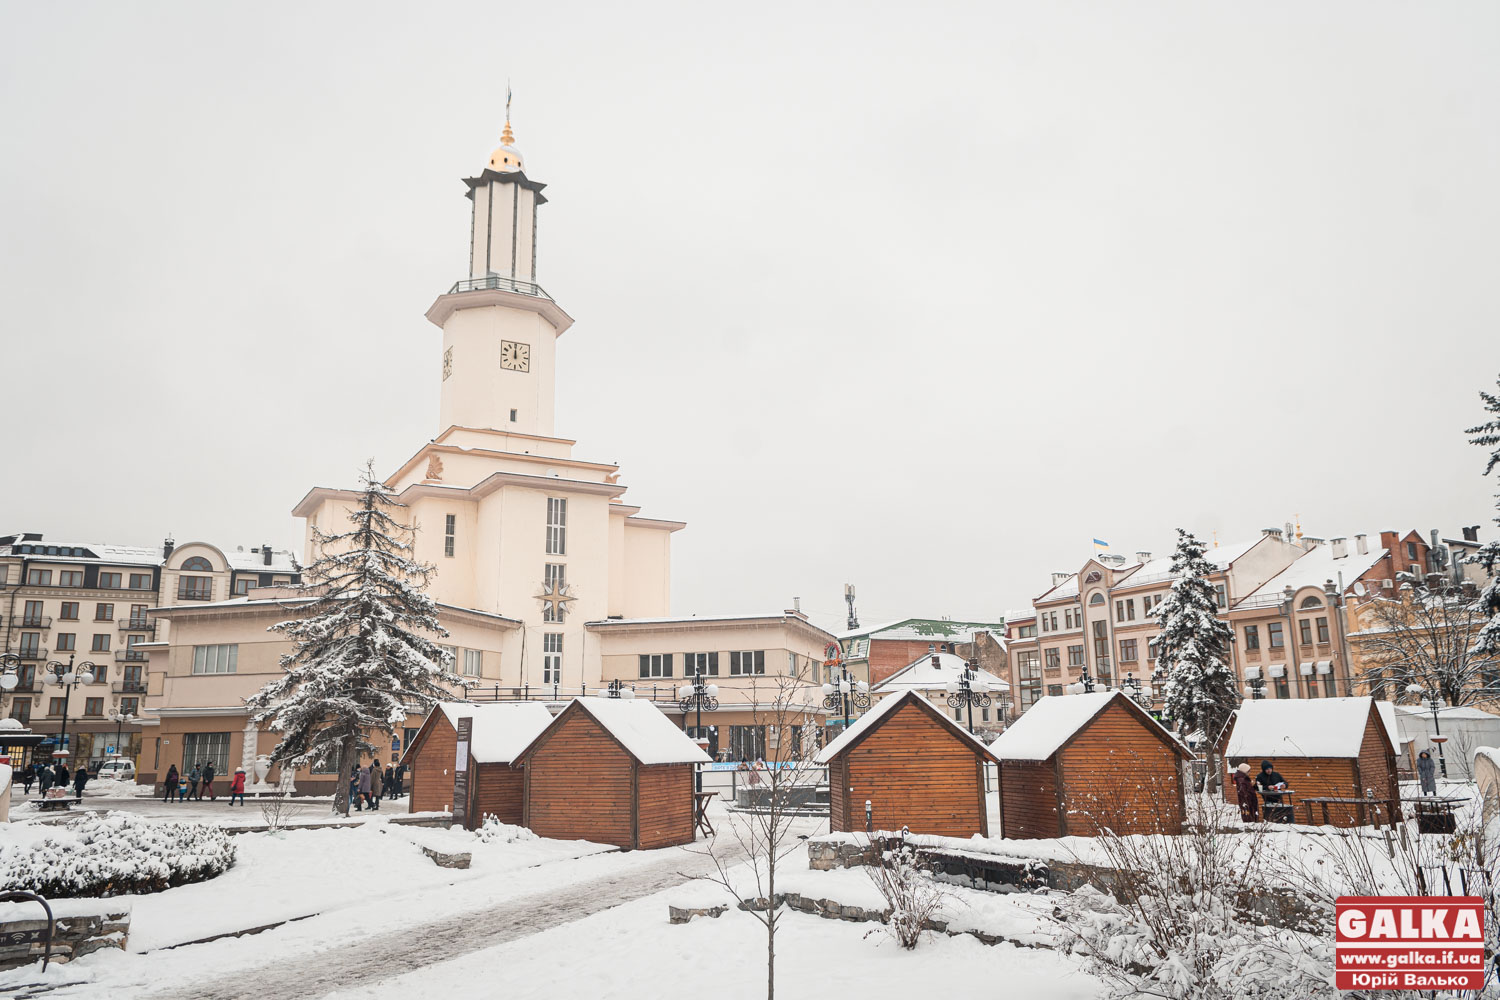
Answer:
(1089, 593, 1105, 606)
(232, 578, 252, 596)
(730, 650, 766, 676)
(1065, 608, 1078, 629)
(726, 725, 767, 762)
(1115, 599, 1135, 622)
(510, 409, 518, 422)
(1214, 584, 1227, 609)
(1244, 625, 1260, 650)
(1274, 675, 1290, 699)
(19, 633, 40, 657)
(84, 697, 103, 716)
(1148, 639, 1160, 661)
(1305, 676, 1320, 699)
(1045, 648, 1061, 670)
(26, 569, 51, 586)
(1268, 622, 1285, 648)
(178, 576, 212, 601)
(1143, 594, 1163, 615)
(543, 633, 562, 684)
(49, 698, 66, 717)
(128, 605, 148, 627)
(980, 707, 990, 722)
(1016, 650, 1041, 678)
(1067, 645, 1085, 667)
(543, 563, 567, 622)
(56, 633, 76, 651)
(1407, 541, 1418, 560)
(181, 557, 213, 572)
(22, 600, 44, 626)
(95, 603, 114, 621)
(545, 498, 567, 555)
(182, 732, 230, 775)
(1048, 612, 1059, 631)
(1047, 684, 1065, 697)
(120, 697, 139, 716)
(129, 573, 152, 590)
(91, 634, 110, 652)
(99, 572, 121, 589)
(1299, 595, 1323, 609)
(59, 602, 78, 620)
(954, 706, 963, 721)
(444, 514, 456, 558)
(59, 571, 84, 587)
(439, 645, 457, 669)
(463, 649, 483, 677)
(1119, 638, 1138, 662)
(684, 652, 718, 676)
(1316, 617, 1330, 644)
(10, 700, 30, 724)
(443, 346, 453, 380)
(1299, 619, 1313, 646)
(1015, 624, 1036, 638)
(192, 644, 238, 675)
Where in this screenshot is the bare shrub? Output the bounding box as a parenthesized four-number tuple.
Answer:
(863, 831, 948, 949)
(258, 793, 306, 833)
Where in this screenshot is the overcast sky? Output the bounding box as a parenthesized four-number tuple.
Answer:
(3, 2, 1497, 632)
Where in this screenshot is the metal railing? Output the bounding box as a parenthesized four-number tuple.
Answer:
(112, 680, 146, 694)
(117, 619, 155, 634)
(17, 616, 52, 629)
(7, 648, 48, 661)
(447, 274, 553, 300)
(115, 650, 148, 662)
(464, 681, 677, 704)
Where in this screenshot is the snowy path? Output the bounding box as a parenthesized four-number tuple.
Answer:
(143, 841, 745, 1000)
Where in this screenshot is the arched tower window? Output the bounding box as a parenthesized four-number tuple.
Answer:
(181, 556, 213, 572)
(1298, 595, 1324, 609)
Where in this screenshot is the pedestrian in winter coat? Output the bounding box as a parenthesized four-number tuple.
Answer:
(1231, 762, 1259, 822)
(1418, 751, 1438, 796)
(21, 763, 35, 794)
(188, 764, 201, 800)
(1256, 760, 1289, 820)
(36, 764, 50, 795)
(358, 764, 374, 811)
(369, 761, 383, 809)
(202, 762, 217, 801)
(383, 765, 394, 798)
(163, 764, 180, 802)
(229, 767, 247, 806)
(72, 766, 89, 801)
(349, 770, 362, 811)
(54, 762, 69, 789)
(394, 763, 406, 798)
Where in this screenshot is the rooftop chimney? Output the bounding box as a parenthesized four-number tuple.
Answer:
(1464, 525, 1481, 542)
(1330, 537, 1347, 559)
(163, 536, 175, 559)
(1263, 528, 1284, 542)
(1355, 533, 1368, 555)
(1302, 535, 1323, 551)
(263, 544, 273, 567)
(1051, 572, 1071, 587)
(1135, 551, 1152, 564)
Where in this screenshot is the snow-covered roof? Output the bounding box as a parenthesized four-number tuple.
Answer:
(838, 618, 1005, 643)
(223, 548, 300, 574)
(1242, 539, 1388, 603)
(871, 651, 1008, 695)
(589, 612, 828, 634)
(815, 690, 999, 764)
(1113, 538, 1262, 590)
(1394, 704, 1500, 721)
(1036, 575, 1080, 602)
(1003, 608, 1036, 623)
(432, 702, 555, 764)
(0, 536, 161, 566)
(560, 698, 711, 765)
(1225, 697, 1394, 759)
(988, 691, 1190, 762)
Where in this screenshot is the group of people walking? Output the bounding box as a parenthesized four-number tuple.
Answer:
(348, 760, 405, 811)
(19, 759, 89, 801)
(161, 760, 233, 803)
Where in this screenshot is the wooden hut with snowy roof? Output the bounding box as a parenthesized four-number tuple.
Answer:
(514, 698, 711, 850)
(403, 702, 555, 827)
(989, 690, 1192, 839)
(1221, 696, 1400, 827)
(815, 689, 1002, 837)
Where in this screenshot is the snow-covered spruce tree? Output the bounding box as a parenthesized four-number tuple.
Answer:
(1467, 376, 1500, 660)
(247, 461, 460, 816)
(1156, 528, 1239, 798)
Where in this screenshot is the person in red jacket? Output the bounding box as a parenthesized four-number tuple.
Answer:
(228, 766, 247, 807)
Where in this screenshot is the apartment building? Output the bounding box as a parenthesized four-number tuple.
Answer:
(837, 617, 1007, 687)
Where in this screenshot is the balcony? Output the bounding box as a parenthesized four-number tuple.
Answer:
(447, 274, 553, 300)
(117, 619, 156, 635)
(175, 589, 213, 602)
(6, 648, 48, 662)
(115, 649, 149, 663)
(112, 680, 147, 694)
(17, 615, 51, 629)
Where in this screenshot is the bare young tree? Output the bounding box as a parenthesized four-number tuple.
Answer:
(863, 833, 949, 949)
(685, 666, 825, 1000)
(1350, 578, 1498, 710)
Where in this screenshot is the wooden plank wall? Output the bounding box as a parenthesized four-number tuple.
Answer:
(997, 759, 1059, 839)
(829, 757, 850, 832)
(471, 764, 525, 827)
(1355, 712, 1401, 822)
(1056, 700, 1184, 836)
(525, 711, 634, 847)
(1224, 754, 1361, 825)
(409, 716, 458, 815)
(844, 702, 987, 838)
(636, 763, 695, 849)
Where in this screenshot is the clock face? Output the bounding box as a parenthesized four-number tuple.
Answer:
(500, 340, 531, 372)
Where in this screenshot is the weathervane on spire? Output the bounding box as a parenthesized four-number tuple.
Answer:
(501, 82, 516, 146)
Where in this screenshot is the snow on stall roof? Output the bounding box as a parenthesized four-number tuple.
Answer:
(1394, 704, 1500, 721)
(434, 702, 555, 764)
(1225, 697, 1393, 758)
(570, 698, 711, 765)
(815, 690, 998, 764)
(871, 651, 1008, 694)
(989, 691, 1186, 761)
(1243, 537, 1388, 602)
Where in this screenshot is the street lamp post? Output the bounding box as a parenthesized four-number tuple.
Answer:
(1121, 672, 1155, 711)
(678, 670, 719, 789)
(945, 657, 994, 734)
(1408, 683, 1448, 778)
(605, 679, 636, 700)
(1244, 676, 1266, 700)
(821, 665, 870, 731)
(107, 708, 137, 761)
(40, 656, 96, 765)
(1065, 669, 1096, 695)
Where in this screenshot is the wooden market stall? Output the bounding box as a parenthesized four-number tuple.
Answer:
(402, 702, 554, 826)
(514, 698, 711, 850)
(815, 689, 1001, 837)
(1221, 696, 1401, 827)
(989, 690, 1192, 839)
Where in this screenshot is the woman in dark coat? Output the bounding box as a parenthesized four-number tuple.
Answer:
(72, 765, 90, 801)
(163, 764, 180, 802)
(1417, 750, 1438, 795)
(1231, 762, 1259, 822)
(1256, 760, 1289, 821)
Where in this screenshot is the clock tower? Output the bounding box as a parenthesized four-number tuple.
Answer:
(426, 110, 573, 437)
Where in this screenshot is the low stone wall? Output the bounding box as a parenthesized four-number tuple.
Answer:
(0, 900, 130, 971)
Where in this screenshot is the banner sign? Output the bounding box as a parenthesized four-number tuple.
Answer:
(451, 717, 472, 829)
(1335, 896, 1485, 991)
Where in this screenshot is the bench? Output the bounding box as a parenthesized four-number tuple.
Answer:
(1301, 796, 1399, 828)
(36, 798, 74, 813)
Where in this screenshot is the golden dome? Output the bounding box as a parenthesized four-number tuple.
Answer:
(488, 117, 524, 173)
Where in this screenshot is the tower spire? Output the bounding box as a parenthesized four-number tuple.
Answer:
(501, 82, 515, 146)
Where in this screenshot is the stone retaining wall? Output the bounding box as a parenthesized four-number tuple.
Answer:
(0, 901, 130, 970)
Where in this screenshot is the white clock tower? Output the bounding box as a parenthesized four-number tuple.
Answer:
(426, 113, 573, 437)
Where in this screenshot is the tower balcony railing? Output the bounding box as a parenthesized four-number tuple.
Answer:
(448, 274, 553, 301)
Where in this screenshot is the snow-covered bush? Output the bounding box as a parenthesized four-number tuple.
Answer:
(0, 812, 236, 898)
(474, 815, 537, 844)
(864, 835, 948, 949)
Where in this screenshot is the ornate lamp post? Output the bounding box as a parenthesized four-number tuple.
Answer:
(1407, 683, 1448, 778)
(107, 708, 137, 760)
(945, 657, 994, 734)
(1121, 672, 1155, 710)
(0, 653, 21, 692)
(1244, 675, 1266, 699)
(821, 666, 869, 731)
(1065, 669, 1096, 695)
(605, 679, 636, 700)
(40, 655, 96, 764)
(678, 670, 719, 786)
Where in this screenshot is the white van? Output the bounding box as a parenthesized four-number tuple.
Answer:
(95, 759, 136, 781)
